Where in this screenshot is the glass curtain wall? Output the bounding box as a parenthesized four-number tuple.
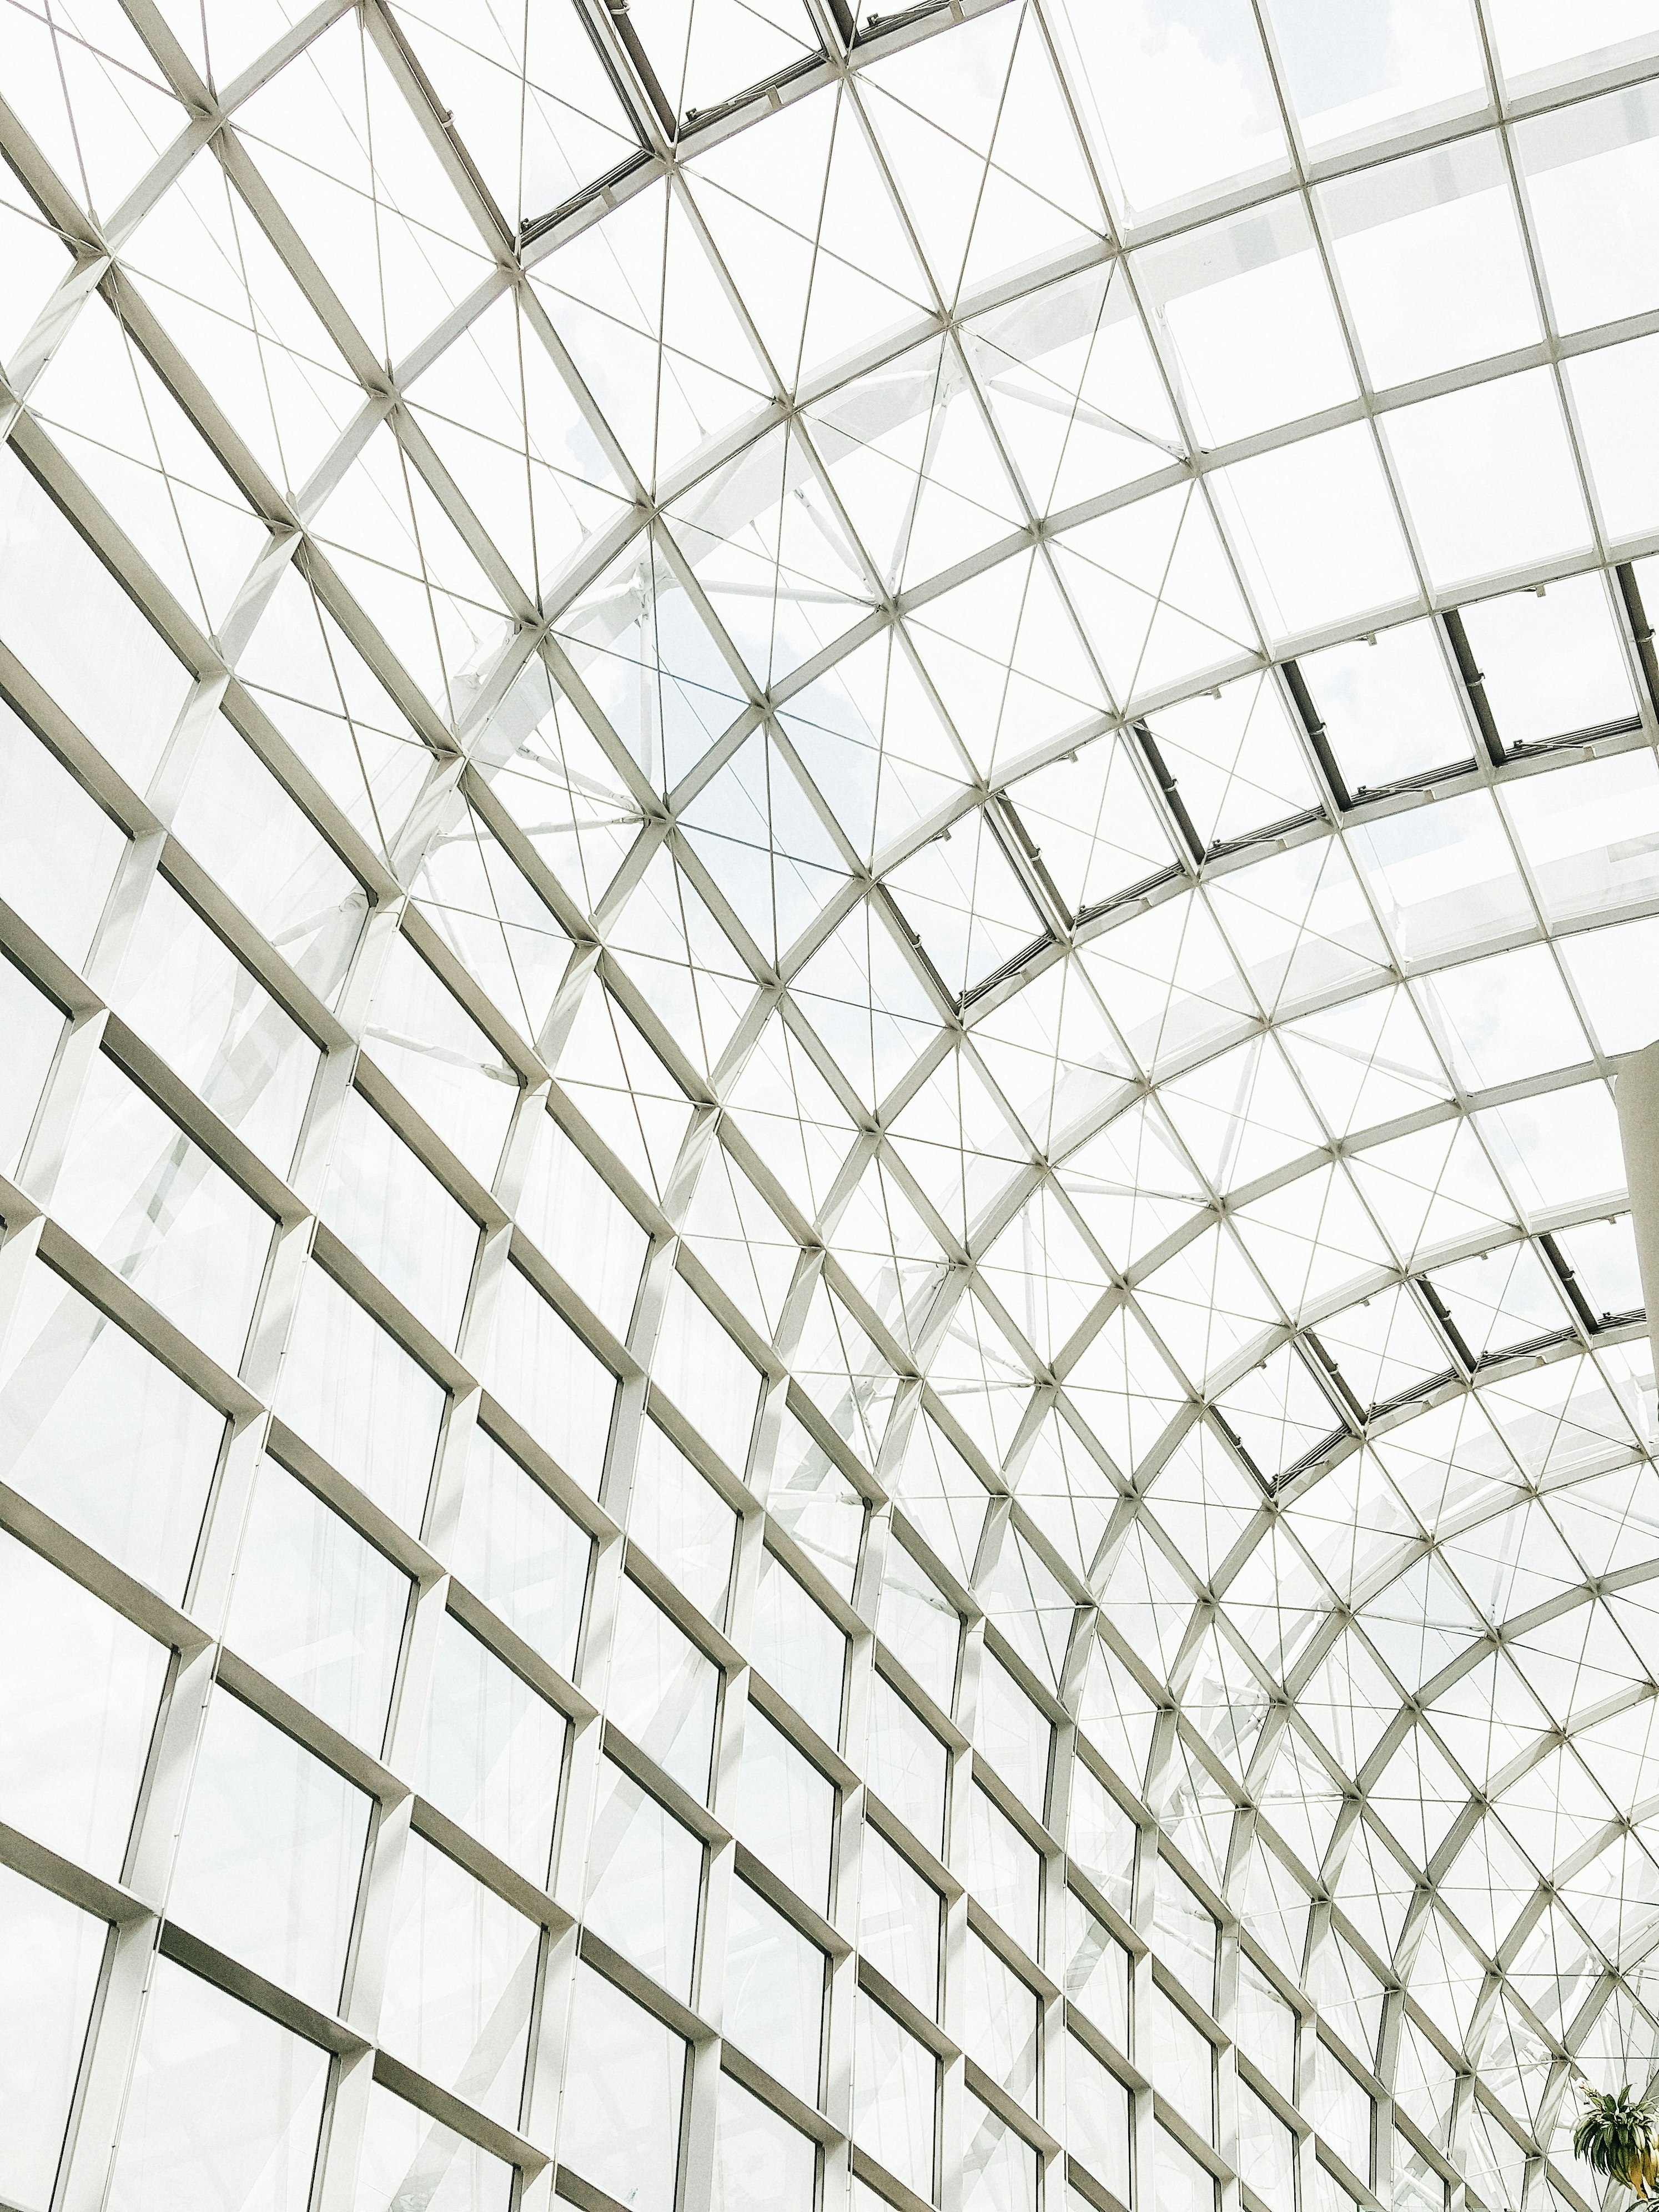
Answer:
(4, 5, 1659, 2212)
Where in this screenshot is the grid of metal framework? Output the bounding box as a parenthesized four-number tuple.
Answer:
(7, 4, 1659, 2212)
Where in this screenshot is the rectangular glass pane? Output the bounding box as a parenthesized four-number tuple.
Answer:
(276, 1261, 445, 1534)
(168, 1688, 371, 2012)
(0, 696, 127, 968)
(961, 1933, 1039, 2113)
(725, 1879, 824, 2106)
(651, 1273, 762, 1476)
(0, 1256, 223, 1602)
(516, 1108, 650, 1341)
(0, 1527, 167, 1878)
(584, 1757, 703, 2002)
(859, 1823, 941, 2018)
(713, 2073, 816, 2212)
(354, 2082, 514, 2212)
(418, 1613, 566, 1883)
(738, 1706, 834, 1914)
(1063, 1891, 1129, 2048)
(378, 1834, 538, 2129)
(319, 1089, 478, 1347)
(53, 1054, 274, 1373)
(852, 1991, 935, 2200)
(224, 1456, 410, 1752)
(560, 1962, 686, 2212)
(0, 1863, 105, 2212)
(958, 1784, 1040, 1958)
(1065, 2034, 1130, 2199)
(629, 1419, 737, 1626)
(751, 1547, 844, 1747)
(484, 1263, 616, 1495)
(867, 1674, 947, 1856)
(451, 1428, 590, 1676)
(607, 1576, 719, 1802)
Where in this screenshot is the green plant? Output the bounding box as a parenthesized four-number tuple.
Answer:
(1575, 2083, 1659, 2200)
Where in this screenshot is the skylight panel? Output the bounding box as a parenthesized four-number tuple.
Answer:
(1423, 1243, 1572, 1363)
(1484, 0, 1659, 99)
(1381, 370, 1592, 591)
(1345, 791, 1532, 964)
(1132, 197, 1355, 447)
(1046, 0, 1291, 227)
(627, 0, 820, 125)
(1316, 134, 1539, 390)
(1296, 619, 1474, 795)
(1501, 751, 1659, 927)
(1551, 1216, 1644, 1326)
(1259, 0, 1488, 160)
(1456, 576, 1638, 751)
(1414, 944, 1591, 1093)
(1515, 79, 1659, 333)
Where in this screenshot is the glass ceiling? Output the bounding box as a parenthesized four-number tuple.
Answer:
(6, 3, 1659, 2211)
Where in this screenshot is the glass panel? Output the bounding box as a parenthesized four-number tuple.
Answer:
(738, 1706, 834, 1913)
(559, 1962, 686, 2212)
(361, 933, 519, 1182)
(958, 1784, 1041, 1958)
(860, 1823, 941, 2018)
(1148, 1984, 1215, 2138)
(1156, 2126, 1217, 2212)
(961, 1932, 1039, 2112)
(0, 1256, 223, 1602)
(0, 952, 63, 1178)
(1154, 1862, 1219, 2010)
(451, 1427, 591, 1676)
(515, 1108, 650, 1341)
(964, 2093, 1038, 2212)
(607, 1576, 720, 1801)
(584, 1757, 703, 2002)
(0, 1863, 105, 2212)
(113, 874, 320, 1177)
(168, 1689, 371, 2012)
(0, 699, 125, 969)
(418, 1612, 566, 1883)
(224, 1457, 409, 1753)
(1238, 1958, 1297, 2098)
(867, 1673, 948, 1855)
(1238, 2084, 1295, 2212)
(1298, 622, 1473, 793)
(1065, 2033, 1131, 2198)
(725, 1879, 825, 2105)
(751, 1547, 845, 1747)
(53, 1053, 274, 1373)
(0, 450, 193, 792)
(974, 1648, 1050, 1819)
(353, 2083, 514, 2212)
(1064, 1891, 1130, 2047)
(483, 1263, 617, 1494)
(107, 1956, 329, 2212)
(652, 1271, 762, 1476)
(1069, 1759, 1138, 1919)
(629, 1418, 738, 1626)
(878, 1542, 960, 1712)
(318, 1089, 479, 1346)
(378, 1834, 538, 2129)
(853, 1990, 936, 2200)
(276, 1262, 445, 1535)
(1458, 577, 1636, 748)
(0, 1527, 167, 1878)
(712, 2073, 816, 2212)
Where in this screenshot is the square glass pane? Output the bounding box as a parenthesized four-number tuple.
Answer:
(1297, 621, 1472, 793)
(1501, 752, 1659, 927)
(584, 1757, 703, 2002)
(1458, 577, 1636, 749)
(107, 1957, 329, 2212)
